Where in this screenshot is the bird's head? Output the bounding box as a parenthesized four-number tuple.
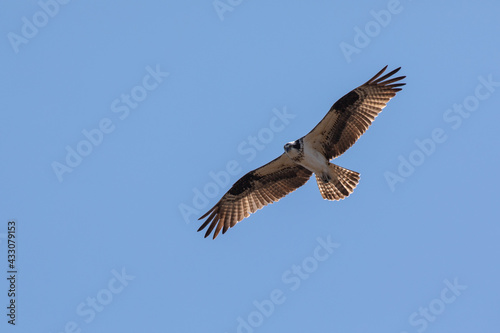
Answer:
(284, 140, 302, 158)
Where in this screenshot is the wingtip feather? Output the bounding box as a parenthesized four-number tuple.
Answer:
(373, 67, 402, 84)
(365, 65, 388, 84)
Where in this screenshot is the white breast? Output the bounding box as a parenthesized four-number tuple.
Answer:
(300, 139, 329, 174)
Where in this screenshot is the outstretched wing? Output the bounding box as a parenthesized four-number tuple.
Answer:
(304, 66, 405, 160)
(198, 154, 312, 239)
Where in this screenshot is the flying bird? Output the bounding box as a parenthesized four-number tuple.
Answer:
(198, 66, 405, 239)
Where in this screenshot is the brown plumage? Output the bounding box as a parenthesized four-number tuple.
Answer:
(305, 66, 405, 160)
(198, 154, 312, 239)
(198, 66, 405, 239)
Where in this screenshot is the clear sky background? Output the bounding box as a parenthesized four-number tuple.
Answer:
(1, 1, 499, 332)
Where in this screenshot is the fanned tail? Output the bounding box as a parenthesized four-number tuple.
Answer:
(315, 163, 360, 200)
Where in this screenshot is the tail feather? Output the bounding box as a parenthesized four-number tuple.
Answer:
(315, 164, 360, 201)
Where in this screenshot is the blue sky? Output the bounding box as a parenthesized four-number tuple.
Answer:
(1, 0, 499, 332)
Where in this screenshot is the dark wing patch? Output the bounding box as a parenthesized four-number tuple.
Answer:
(331, 90, 360, 111)
(328, 91, 360, 146)
(198, 154, 312, 239)
(305, 66, 405, 160)
(228, 172, 262, 196)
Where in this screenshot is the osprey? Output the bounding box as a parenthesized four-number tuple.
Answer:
(198, 66, 405, 239)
